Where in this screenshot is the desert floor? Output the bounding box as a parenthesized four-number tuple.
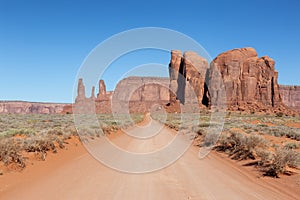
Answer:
(0, 118, 299, 200)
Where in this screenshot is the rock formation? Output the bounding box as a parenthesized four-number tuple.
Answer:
(0, 101, 68, 114)
(73, 77, 170, 114)
(91, 86, 96, 100)
(169, 50, 182, 103)
(71, 47, 299, 115)
(279, 85, 300, 112)
(2, 47, 299, 115)
(112, 77, 170, 113)
(168, 50, 209, 107)
(208, 47, 285, 112)
(113, 77, 169, 102)
(183, 51, 209, 105)
(75, 78, 86, 103)
(97, 80, 108, 100)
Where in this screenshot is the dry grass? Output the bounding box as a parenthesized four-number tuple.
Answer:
(0, 138, 25, 168)
(0, 114, 144, 172)
(154, 112, 300, 178)
(263, 148, 300, 177)
(215, 132, 268, 160)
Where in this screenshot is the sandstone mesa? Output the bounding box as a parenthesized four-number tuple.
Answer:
(71, 47, 300, 115)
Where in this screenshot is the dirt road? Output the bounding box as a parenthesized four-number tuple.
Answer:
(0, 119, 299, 200)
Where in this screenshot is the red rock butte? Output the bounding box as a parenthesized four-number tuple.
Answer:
(209, 47, 283, 112)
(69, 47, 299, 115)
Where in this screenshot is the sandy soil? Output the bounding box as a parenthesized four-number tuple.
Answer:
(0, 120, 299, 200)
(286, 122, 300, 128)
(246, 119, 275, 127)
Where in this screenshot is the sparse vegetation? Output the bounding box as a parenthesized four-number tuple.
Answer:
(215, 132, 268, 160)
(152, 111, 300, 178)
(264, 148, 300, 177)
(1, 112, 299, 177)
(284, 142, 300, 150)
(151, 113, 182, 131)
(276, 112, 284, 117)
(0, 114, 143, 172)
(0, 138, 25, 168)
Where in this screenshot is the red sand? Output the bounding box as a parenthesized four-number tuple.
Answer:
(0, 124, 299, 200)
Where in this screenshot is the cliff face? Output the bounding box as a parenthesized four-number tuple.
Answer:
(113, 77, 169, 102)
(113, 77, 170, 113)
(168, 50, 209, 107)
(208, 47, 286, 113)
(72, 47, 299, 115)
(167, 47, 297, 114)
(0, 101, 68, 114)
(279, 85, 300, 112)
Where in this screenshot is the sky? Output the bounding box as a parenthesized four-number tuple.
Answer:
(0, 0, 299, 103)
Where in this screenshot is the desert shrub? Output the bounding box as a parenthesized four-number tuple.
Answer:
(242, 134, 268, 154)
(198, 123, 210, 128)
(47, 129, 63, 136)
(285, 130, 300, 141)
(215, 132, 268, 160)
(276, 112, 284, 117)
(0, 114, 89, 169)
(231, 134, 266, 160)
(102, 125, 115, 134)
(258, 124, 268, 128)
(284, 142, 300, 150)
(257, 150, 273, 166)
(24, 137, 56, 153)
(0, 138, 25, 168)
(166, 123, 179, 131)
(61, 127, 76, 140)
(214, 134, 230, 152)
(226, 112, 231, 118)
(214, 132, 243, 152)
(262, 126, 300, 141)
(202, 133, 220, 147)
(196, 127, 207, 136)
(0, 128, 35, 137)
(264, 148, 300, 177)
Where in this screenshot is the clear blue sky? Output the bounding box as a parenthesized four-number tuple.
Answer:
(0, 0, 299, 103)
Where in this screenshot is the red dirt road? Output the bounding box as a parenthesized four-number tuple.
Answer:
(0, 121, 299, 200)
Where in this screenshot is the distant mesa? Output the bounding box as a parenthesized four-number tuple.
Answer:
(0, 101, 68, 114)
(0, 47, 299, 114)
